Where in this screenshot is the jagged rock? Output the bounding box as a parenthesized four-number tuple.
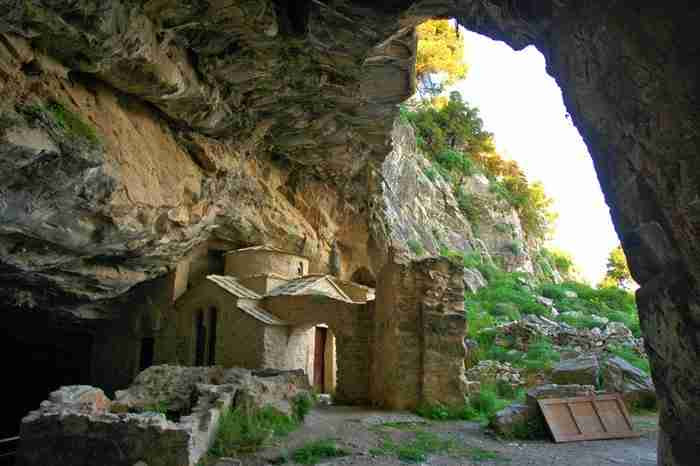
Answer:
(602, 357, 656, 408)
(551, 355, 600, 386)
(536, 296, 554, 307)
(490, 403, 529, 437)
(463, 267, 487, 294)
(381, 121, 475, 258)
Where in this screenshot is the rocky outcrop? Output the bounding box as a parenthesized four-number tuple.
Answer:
(381, 120, 535, 272)
(381, 121, 476, 257)
(602, 356, 656, 409)
(461, 174, 535, 273)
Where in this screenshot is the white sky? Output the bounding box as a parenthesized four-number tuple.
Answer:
(450, 30, 619, 284)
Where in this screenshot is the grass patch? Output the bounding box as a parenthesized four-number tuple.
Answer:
(208, 405, 298, 457)
(289, 438, 348, 465)
(416, 385, 516, 424)
(371, 431, 507, 463)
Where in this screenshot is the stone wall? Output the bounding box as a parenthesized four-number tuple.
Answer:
(371, 253, 467, 409)
(263, 325, 315, 383)
(263, 296, 372, 403)
(17, 367, 310, 466)
(171, 281, 267, 368)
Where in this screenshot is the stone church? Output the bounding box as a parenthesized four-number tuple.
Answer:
(162, 245, 375, 394)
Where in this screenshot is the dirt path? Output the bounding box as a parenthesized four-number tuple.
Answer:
(234, 405, 658, 466)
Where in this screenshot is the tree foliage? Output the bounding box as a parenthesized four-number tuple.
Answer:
(401, 92, 556, 242)
(415, 20, 468, 97)
(600, 245, 634, 289)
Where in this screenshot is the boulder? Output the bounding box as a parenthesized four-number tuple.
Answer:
(463, 267, 488, 294)
(563, 290, 578, 299)
(602, 356, 656, 408)
(604, 321, 633, 339)
(535, 295, 554, 307)
(551, 355, 600, 386)
(490, 403, 529, 437)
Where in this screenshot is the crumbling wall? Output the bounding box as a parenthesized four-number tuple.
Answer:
(17, 366, 310, 466)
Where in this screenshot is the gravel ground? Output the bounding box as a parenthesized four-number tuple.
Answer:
(235, 405, 658, 466)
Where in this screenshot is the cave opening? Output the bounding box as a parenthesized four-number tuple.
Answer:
(0, 309, 93, 440)
(411, 20, 623, 287)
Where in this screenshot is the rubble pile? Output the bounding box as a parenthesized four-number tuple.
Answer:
(465, 360, 523, 391)
(493, 314, 644, 355)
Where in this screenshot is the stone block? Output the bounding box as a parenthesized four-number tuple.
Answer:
(551, 355, 600, 386)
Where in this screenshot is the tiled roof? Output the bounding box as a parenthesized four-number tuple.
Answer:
(224, 245, 308, 259)
(206, 275, 261, 299)
(237, 301, 287, 326)
(266, 275, 354, 302)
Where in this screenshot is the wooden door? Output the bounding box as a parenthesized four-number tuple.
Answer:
(313, 327, 327, 392)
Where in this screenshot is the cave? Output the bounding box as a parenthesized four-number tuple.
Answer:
(0, 310, 93, 439)
(0, 1, 698, 465)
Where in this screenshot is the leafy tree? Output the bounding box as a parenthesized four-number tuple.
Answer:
(415, 20, 468, 97)
(600, 245, 635, 289)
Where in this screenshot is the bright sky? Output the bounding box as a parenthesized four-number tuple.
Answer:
(451, 30, 619, 284)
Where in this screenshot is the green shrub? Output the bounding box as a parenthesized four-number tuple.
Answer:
(45, 101, 100, 145)
(539, 283, 567, 300)
(407, 239, 424, 256)
(521, 338, 560, 371)
(423, 165, 437, 181)
(209, 405, 297, 456)
(292, 392, 314, 422)
(291, 439, 348, 465)
(607, 345, 650, 375)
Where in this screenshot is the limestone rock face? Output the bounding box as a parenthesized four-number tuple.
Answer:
(461, 174, 535, 273)
(0, 2, 699, 462)
(381, 121, 475, 257)
(463, 267, 487, 294)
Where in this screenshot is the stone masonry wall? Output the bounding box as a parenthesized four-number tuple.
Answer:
(371, 253, 467, 409)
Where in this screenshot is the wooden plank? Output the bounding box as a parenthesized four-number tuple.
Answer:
(538, 394, 642, 443)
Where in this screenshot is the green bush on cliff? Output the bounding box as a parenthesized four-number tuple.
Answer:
(402, 91, 556, 243)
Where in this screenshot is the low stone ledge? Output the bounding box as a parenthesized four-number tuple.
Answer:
(16, 365, 310, 466)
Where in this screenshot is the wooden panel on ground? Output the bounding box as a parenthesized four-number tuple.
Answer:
(538, 394, 641, 443)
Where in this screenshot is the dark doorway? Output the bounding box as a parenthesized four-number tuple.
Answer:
(195, 310, 206, 366)
(207, 307, 218, 366)
(139, 337, 155, 371)
(313, 327, 327, 392)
